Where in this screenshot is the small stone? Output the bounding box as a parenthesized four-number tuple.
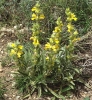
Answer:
(11, 71, 15, 73)
(1, 50, 3, 54)
(69, 95, 73, 98)
(82, 94, 86, 98)
(1, 39, 4, 42)
(11, 29, 14, 33)
(12, 82, 16, 87)
(47, 97, 51, 100)
(9, 97, 12, 100)
(16, 96, 20, 100)
(4, 94, 8, 97)
(84, 92, 87, 94)
(10, 73, 15, 78)
(14, 25, 17, 30)
(19, 24, 22, 27)
(85, 54, 89, 58)
(13, 95, 16, 97)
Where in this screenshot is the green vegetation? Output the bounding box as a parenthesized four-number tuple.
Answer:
(0, 0, 91, 99)
(7, 1, 83, 99)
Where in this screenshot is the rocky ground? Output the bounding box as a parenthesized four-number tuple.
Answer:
(0, 26, 92, 100)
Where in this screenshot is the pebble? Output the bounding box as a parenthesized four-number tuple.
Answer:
(12, 81, 16, 87)
(82, 94, 86, 98)
(14, 25, 17, 30)
(9, 97, 12, 100)
(10, 73, 15, 78)
(16, 96, 20, 100)
(11, 71, 15, 73)
(1, 39, 4, 42)
(4, 94, 8, 97)
(1, 51, 3, 54)
(13, 95, 16, 97)
(19, 24, 22, 27)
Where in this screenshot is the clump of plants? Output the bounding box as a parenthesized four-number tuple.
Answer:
(7, 1, 81, 99)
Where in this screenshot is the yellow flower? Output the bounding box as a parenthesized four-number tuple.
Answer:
(72, 38, 80, 43)
(30, 36, 40, 47)
(73, 31, 78, 35)
(72, 38, 77, 43)
(10, 49, 16, 55)
(39, 14, 45, 19)
(67, 23, 74, 33)
(32, 7, 36, 11)
(55, 33, 60, 37)
(56, 17, 63, 27)
(67, 13, 77, 22)
(51, 45, 59, 52)
(31, 13, 38, 20)
(45, 42, 52, 49)
(51, 45, 56, 52)
(11, 43, 16, 48)
(33, 38, 40, 47)
(46, 56, 49, 60)
(70, 13, 77, 21)
(49, 38, 53, 43)
(31, 6, 40, 13)
(18, 45, 23, 50)
(54, 38, 59, 44)
(53, 26, 61, 33)
(17, 51, 23, 58)
(66, 8, 77, 22)
(77, 38, 80, 41)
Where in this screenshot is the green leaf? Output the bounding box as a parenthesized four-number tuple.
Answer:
(45, 85, 65, 100)
(24, 50, 28, 63)
(31, 86, 36, 94)
(38, 86, 41, 98)
(74, 68, 80, 73)
(84, 97, 90, 100)
(23, 94, 30, 99)
(69, 84, 74, 89)
(76, 77, 85, 84)
(69, 73, 73, 79)
(43, 86, 48, 92)
(62, 87, 71, 93)
(70, 81, 75, 86)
